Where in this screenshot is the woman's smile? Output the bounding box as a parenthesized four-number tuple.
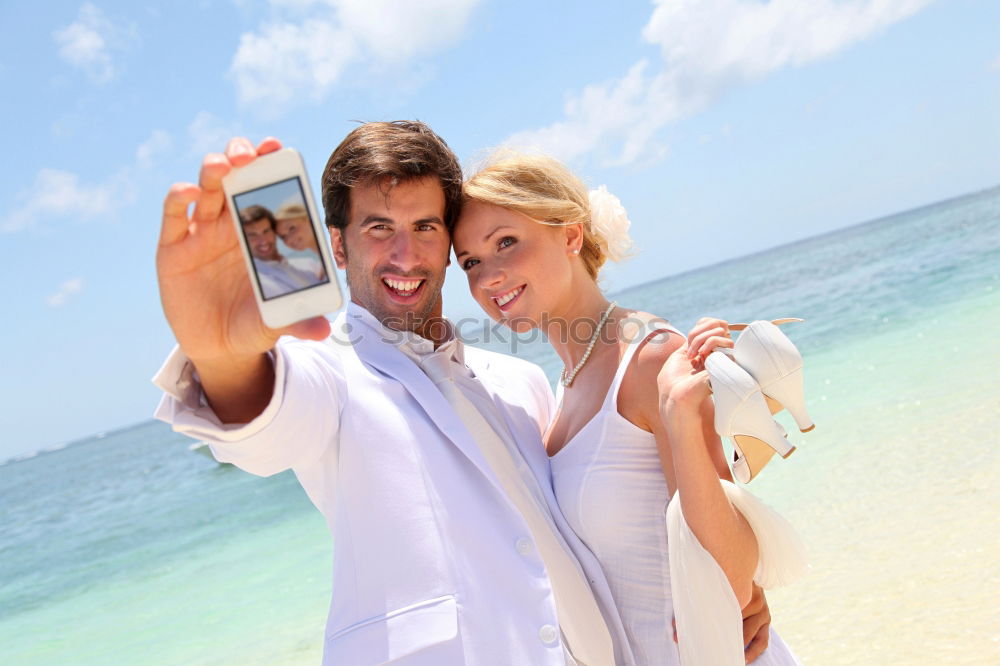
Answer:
(493, 284, 525, 310)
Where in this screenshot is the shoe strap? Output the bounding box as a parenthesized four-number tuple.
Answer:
(729, 317, 803, 332)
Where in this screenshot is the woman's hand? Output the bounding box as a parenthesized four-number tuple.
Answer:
(658, 316, 735, 416)
(685, 316, 734, 369)
(657, 345, 710, 418)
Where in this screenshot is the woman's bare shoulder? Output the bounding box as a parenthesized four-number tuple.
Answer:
(617, 309, 685, 424)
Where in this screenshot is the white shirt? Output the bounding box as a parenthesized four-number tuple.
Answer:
(254, 254, 324, 299)
(360, 309, 513, 458)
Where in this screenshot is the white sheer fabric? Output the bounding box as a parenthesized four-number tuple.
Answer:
(551, 322, 682, 665)
(666, 481, 808, 665)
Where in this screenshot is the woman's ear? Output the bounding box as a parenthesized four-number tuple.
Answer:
(564, 222, 584, 255)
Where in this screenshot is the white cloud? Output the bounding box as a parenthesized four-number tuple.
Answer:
(3, 126, 175, 233)
(990, 54, 1000, 72)
(47, 277, 85, 307)
(267, 0, 330, 11)
(53, 3, 134, 83)
(231, 18, 354, 109)
(230, 0, 481, 111)
(1, 167, 135, 233)
(506, 0, 934, 166)
(136, 129, 172, 169)
(187, 111, 241, 157)
(336, 0, 479, 61)
(642, 0, 932, 80)
(506, 60, 698, 166)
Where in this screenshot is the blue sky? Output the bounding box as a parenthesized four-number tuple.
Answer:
(1, 0, 998, 461)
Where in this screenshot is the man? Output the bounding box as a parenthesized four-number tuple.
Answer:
(239, 203, 324, 298)
(153, 122, 771, 664)
(155, 121, 634, 665)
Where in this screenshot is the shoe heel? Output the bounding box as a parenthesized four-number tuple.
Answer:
(750, 414, 796, 458)
(732, 436, 772, 483)
(761, 367, 815, 433)
(735, 320, 815, 433)
(706, 352, 796, 483)
(732, 434, 797, 483)
(764, 395, 783, 415)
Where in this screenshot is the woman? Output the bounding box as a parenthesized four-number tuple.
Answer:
(453, 153, 804, 665)
(274, 202, 326, 281)
(274, 203, 321, 250)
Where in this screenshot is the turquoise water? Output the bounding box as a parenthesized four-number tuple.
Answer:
(0, 421, 330, 665)
(2, 187, 998, 665)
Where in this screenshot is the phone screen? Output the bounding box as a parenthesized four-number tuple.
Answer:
(231, 177, 331, 301)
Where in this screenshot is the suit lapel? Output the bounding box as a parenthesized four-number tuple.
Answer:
(337, 314, 499, 488)
(467, 352, 553, 488)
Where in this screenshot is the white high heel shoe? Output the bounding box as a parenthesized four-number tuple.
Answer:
(705, 351, 796, 484)
(729, 319, 815, 433)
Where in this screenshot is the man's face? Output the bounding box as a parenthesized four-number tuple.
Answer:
(331, 176, 450, 332)
(244, 218, 281, 261)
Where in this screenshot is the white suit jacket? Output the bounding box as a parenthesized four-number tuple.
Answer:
(154, 305, 636, 665)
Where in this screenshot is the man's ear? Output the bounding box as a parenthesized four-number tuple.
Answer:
(329, 227, 348, 269)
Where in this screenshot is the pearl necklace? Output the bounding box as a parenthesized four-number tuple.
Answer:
(560, 301, 617, 388)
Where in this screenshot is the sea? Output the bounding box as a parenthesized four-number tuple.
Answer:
(2, 186, 999, 665)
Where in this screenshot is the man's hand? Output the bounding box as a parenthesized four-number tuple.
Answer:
(156, 137, 330, 422)
(670, 584, 770, 663)
(742, 584, 771, 663)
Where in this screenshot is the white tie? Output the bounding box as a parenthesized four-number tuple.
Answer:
(420, 353, 614, 666)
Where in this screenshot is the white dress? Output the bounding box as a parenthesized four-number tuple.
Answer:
(550, 324, 804, 665)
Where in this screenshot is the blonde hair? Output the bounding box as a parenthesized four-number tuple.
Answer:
(275, 202, 308, 221)
(463, 152, 627, 280)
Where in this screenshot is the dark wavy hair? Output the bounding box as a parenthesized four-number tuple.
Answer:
(321, 120, 463, 232)
(238, 204, 276, 229)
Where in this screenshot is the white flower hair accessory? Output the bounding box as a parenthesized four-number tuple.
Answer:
(588, 185, 634, 262)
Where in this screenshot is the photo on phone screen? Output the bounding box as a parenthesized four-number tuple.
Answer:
(231, 177, 331, 301)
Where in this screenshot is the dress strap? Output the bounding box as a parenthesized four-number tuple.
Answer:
(601, 318, 684, 411)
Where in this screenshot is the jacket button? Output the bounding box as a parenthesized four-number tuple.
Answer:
(539, 624, 558, 645)
(516, 537, 533, 555)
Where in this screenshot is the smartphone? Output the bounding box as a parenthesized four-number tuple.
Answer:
(222, 148, 343, 328)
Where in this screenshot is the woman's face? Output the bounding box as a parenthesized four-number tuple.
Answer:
(275, 215, 315, 252)
(453, 201, 576, 332)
